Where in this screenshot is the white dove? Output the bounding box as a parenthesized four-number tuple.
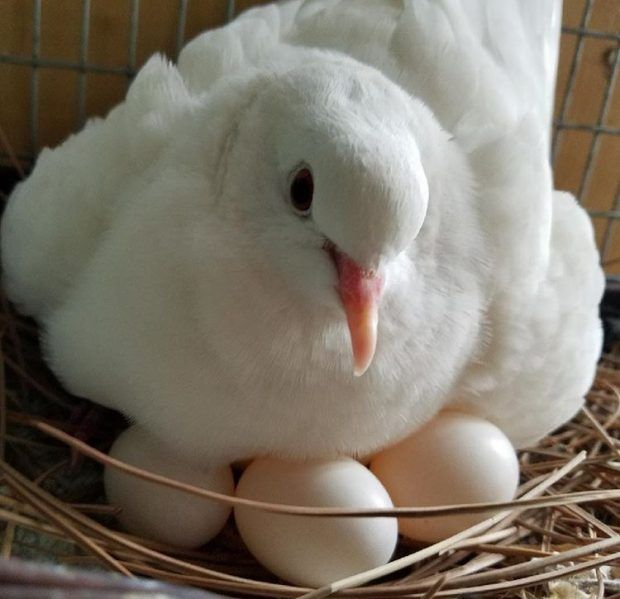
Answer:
(1, 0, 603, 547)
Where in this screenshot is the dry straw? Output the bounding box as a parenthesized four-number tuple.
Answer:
(0, 293, 618, 598)
(0, 137, 619, 597)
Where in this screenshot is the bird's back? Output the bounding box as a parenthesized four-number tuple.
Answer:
(279, 0, 561, 151)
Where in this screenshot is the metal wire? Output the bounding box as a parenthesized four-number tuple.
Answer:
(580, 46, 618, 202)
(551, 0, 594, 163)
(555, 122, 620, 135)
(76, 0, 91, 129)
(0, 0, 618, 260)
(547, 0, 619, 263)
(562, 26, 620, 41)
(175, 0, 189, 59)
(592, 45, 620, 262)
(29, 0, 41, 156)
(128, 0, 140, 77)
(227, 0, 236, 22)
(0, 55, 132, 76)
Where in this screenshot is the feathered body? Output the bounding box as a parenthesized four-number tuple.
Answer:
(1, 0, 602, 466)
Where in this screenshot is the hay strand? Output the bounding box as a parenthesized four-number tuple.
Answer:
(0, 302, 618, 598)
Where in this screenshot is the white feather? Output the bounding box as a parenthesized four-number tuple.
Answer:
(1, 0, 601, 467)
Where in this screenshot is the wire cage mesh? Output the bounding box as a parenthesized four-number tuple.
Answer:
(0, 2, 619, 597)
(0, 0, 618, 268)
(552, 0, 620, 272)
(0, 0, 239, 165)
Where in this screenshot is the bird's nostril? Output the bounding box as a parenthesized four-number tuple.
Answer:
(322, 239, 379, 280)
(322, 238, 335, 254)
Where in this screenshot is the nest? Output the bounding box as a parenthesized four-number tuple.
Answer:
(0, 291, 618, 599)
(0, 127, 615, 594)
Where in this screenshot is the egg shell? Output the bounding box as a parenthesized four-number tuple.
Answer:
(370, 411, 519, 542)
(234, 457, 398, 587)
(105, 425, 234, 548)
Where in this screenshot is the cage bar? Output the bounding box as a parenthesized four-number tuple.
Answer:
(580, 46, 618, 202)
(591, 47, 620, 261)
(227, 0, 236, 22)
(128, 0, 140, 78)
(562, 27, 620, 41)
(0, 55, 131, 76)
(555, 122, 620, 135)
(76, 0, 91, 129)
(29, 0, 42, 156)
(175, 0, 189, 59)
(551, 0, 594, 164)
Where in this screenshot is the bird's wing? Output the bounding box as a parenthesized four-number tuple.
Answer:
(283, 0, 561, 152)
(452, 0, 562, 150)
(452, 192, 603, 447)
(1, 56, 195, 317)
(178, 0, 561, 150)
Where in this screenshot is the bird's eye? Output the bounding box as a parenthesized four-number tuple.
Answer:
(290, 168, 314, 215)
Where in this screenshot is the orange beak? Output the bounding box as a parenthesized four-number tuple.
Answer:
(328, 245, 384, 377)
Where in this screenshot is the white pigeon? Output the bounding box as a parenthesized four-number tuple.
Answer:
(2, 0, 603, 469)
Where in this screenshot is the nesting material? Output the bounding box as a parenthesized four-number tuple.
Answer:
(0, 294, 619, 598)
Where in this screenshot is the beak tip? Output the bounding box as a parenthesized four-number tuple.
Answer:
(348, 312, 379, 379)
(353, 360, 372, 377)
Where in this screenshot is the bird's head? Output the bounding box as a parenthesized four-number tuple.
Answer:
(208, 58, 430, 376)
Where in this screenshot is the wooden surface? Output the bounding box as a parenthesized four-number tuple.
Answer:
(0, 0, 618, 269)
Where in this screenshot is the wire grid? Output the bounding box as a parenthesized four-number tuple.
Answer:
(0, 0, 236, 154)
(552, 0, 620, 266)
(0, 0, 618, 261)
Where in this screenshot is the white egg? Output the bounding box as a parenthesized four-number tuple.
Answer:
(370, 411, 519, 543)
(234, 457, 398, 587)
(105, 425, 234, 548)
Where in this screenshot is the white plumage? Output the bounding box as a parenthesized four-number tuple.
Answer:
(1, 0, 602, 470)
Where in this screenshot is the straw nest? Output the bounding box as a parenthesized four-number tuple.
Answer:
(0, 259, 618, 598)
